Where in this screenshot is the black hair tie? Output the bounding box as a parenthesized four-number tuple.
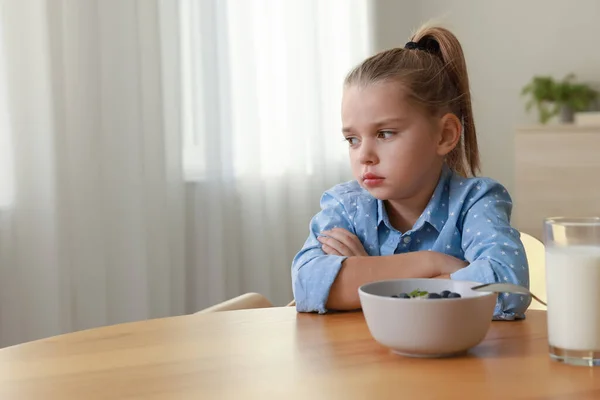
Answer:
(404, 38, 441, 56)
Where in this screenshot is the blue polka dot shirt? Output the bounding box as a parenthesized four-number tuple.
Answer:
(292, 165, 531, 320)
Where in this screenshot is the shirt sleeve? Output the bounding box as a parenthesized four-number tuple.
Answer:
(291, 191, 355, 314)
(450, 180, 531, 320)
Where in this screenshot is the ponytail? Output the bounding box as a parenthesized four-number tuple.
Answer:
(411, 26, 479, 176)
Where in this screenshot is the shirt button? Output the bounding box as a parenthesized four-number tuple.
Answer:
(403, 236, 411, 244)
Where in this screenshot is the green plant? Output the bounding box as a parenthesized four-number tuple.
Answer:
(521, 74, 597, 124)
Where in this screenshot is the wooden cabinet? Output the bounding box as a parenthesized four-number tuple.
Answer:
(513, 125, 600, 240)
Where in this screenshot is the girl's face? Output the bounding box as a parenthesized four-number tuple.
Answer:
(341, 82, 451, 201)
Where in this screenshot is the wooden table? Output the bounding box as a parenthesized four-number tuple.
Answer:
(0, 309, 598, 399)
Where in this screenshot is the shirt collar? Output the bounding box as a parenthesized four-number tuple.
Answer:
(377, 198, 391, 228)
(377, 164, 453, 233)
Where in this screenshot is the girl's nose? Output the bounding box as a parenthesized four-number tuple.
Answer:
(358, 140, 379, 165)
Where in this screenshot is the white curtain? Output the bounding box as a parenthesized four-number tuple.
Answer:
(181, 0, 371, 310)
(0, 0, 185, 347)
(0, 0, 371, 347)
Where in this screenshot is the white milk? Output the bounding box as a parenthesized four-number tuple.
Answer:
(546, 246, 600, 351)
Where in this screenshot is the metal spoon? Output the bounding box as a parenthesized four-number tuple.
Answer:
(471, 282, 547, 307)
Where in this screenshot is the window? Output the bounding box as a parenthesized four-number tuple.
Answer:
(179, 0, 372, 180)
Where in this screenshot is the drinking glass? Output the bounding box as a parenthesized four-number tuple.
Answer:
(544, 217, 600, 366)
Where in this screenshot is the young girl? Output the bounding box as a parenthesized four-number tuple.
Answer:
(291, 25, 530, 320)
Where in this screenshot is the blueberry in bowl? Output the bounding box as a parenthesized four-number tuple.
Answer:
(390, 289, 462, 299)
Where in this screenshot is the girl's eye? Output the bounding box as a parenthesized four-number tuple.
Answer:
(377, 130, 395, 139)
(345, 137, 359, 146)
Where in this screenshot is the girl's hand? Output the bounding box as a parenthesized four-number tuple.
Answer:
(432, 253, 468, 277)
(317, 228, 368, 257)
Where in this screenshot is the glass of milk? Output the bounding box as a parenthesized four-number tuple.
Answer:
(544, 217, 600, 367)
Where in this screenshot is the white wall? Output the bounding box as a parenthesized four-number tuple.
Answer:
(371, 0, 600, 194)
(369, 0, 418, 51)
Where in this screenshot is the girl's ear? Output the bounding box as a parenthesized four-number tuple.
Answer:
(436, 113, 462, 156)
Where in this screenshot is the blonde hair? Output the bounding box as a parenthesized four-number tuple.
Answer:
(345, 25, 479, 177)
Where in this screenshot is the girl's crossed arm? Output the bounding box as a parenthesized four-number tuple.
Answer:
(292, 192, 466, 313)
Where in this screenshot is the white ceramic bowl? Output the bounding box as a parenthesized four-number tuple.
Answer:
(358, 279, 496, 358)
